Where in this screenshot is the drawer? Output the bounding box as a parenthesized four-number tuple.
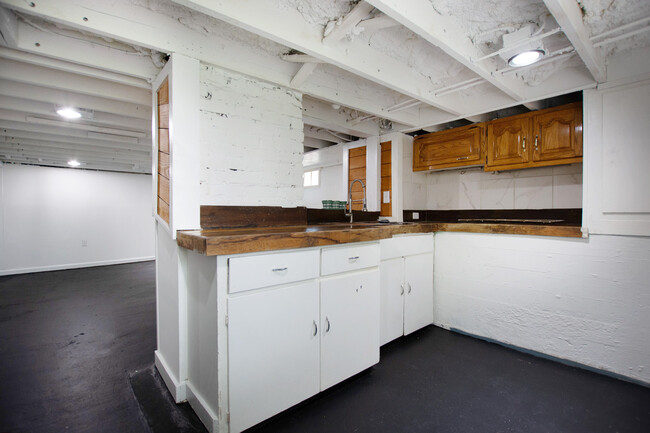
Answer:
(321, 243, 379, 276)
(380, 233, 433, 260)
(229, 249, 320, 294)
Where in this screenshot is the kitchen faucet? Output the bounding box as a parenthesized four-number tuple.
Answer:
(346, 178, 367, 223)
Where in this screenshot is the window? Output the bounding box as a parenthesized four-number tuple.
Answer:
(303, 169, 319, 187)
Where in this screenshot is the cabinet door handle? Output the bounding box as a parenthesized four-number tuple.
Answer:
(456, 156, 468, 161)
(312, 320, 318, 336)
(272, 267, 288, 273)
(325, 316, 331, 333)
(534, 135, 539, 151)
(522, 137, 526, 152)
(348, 256, 360, 262)
(407, 282, 412, 294)
(400, 284, 404, 295)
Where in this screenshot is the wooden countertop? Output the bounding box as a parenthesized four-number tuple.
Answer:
(177, 222, 583, 256)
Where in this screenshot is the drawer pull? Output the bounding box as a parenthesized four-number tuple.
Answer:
(348, 256, 360, 262)
(312, 320, 318, 336)
(407, 282, 412, 294)
(456, 156, 468, 161)
(272, 267, 288, 273)
(325, 316, 331, 333)
(400, 284, 405, 295)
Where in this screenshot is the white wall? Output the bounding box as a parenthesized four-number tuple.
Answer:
(0, 163, 155, 275)
(433, 232, 650, 385)
(199, 64, 304, 207)
(303, 142, 345, 209)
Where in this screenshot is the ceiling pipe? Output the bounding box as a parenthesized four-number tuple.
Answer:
(590, 16, 650, 42)
(592, 25, 650, 48)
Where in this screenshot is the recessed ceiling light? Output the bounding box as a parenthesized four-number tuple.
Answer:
(67, 160, 81, 167)
(57, 107, 82, 119)
(508, 49, 545, 67)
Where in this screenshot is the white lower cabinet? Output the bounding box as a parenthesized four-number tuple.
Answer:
(226, 243, 380, 433)
(227, 281, 321, 433)
(380, 234, 434, 346)
(320, 269, 380, 390)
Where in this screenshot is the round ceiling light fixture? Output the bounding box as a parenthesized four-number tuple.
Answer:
(56, 107, 82, 119)
(508, 49, 545, 67)
(67, 159, 81, 167)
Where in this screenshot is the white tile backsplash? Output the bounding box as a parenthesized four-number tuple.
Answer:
(480, 178, 515, 209)
(408, 163, 583, 210)
(514, 176, 553, 209)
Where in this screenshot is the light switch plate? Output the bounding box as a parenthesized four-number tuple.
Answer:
(383, 191, 390, 203)
(413, 212, 419, 220)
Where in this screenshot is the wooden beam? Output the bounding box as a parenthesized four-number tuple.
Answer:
(0, 97, 150, 132)
(0, 79, 151, 120)
(365, 0, 525, 101)
(322, 1, 375, 44)
(281, 53, 325, 63)
(543, 0, 606, 82)
(0, 58, 151, 105)
(304, 125, 349, 143)
(302, 97, 378, 138)
(0, 128, 150, 151)
(172, 0, 465, 115)
(0, 6, 17, 47)
(0, 0, 423, 127)
(9, 22, 160, 82)
(356, 14, 399, 34)
(290, 63, 318, 88)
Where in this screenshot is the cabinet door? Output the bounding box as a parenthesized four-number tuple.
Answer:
(404, 253, 434, 336)
(380, 258, 405, 346)
(228, 281, 320, 433)
(532, 104, 583, 162)
(486, 115, 530, 169)
(320, 270, 380, 390)
(413, 124, 484, 171)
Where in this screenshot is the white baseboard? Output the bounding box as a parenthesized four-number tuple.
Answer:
(187, 382, 219, 433)
(0, 256, 155, 276)
(154, 350, 187, 403)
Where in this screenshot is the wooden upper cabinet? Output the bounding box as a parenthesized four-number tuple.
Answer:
(532, 102, 583, 162)
(413, 123, 484, 171)
(485, 102, 583, 171)
(486, 116, 530, 168)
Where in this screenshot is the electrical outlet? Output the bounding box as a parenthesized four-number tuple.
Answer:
(412, 212, 419, 220)
(81, 240, 87, 247)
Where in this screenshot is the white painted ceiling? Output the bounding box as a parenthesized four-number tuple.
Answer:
(0, 0, 648, 172)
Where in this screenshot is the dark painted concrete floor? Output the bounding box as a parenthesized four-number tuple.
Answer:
(0, 262, 156, 433)
(2, 262, 649, 433)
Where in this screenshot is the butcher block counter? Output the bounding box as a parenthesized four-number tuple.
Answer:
(177, 220, 582, 256)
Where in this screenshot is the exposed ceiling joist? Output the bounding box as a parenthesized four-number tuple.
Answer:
(0, 140, 150, 162)
(0, 6, 17, 46)
(290, 62, 318, 88)
(302, 97, 378, 138)
(356, 14, 399, 33)
(0, 154, 150, 174)
(0, 79, 151, 120)
(0, 96, 149, 132)
(322, 1, 375, 44)
(365, 0, 525, 101)
(303, 137, 332, 149)
(7, 22, 160, 82)
(172, 0, 465, 115)
(281, 53, 325, 63)
(543, 0, 606, 82)
(0, 46, 151, 89)
(0, 119, 148, 145)
(304, 125, 350, 143)
(0, 0, 423, 127)
(0, 58, 151, 105)
(1, 128, 150, 152)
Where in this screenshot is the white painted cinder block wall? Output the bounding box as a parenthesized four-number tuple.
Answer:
(199, 64, 305, 207)
(0, 163, 155, 275)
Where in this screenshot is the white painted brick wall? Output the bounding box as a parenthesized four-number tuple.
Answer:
(433, 232, 650, 385)
(199, 64, 304, 206)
